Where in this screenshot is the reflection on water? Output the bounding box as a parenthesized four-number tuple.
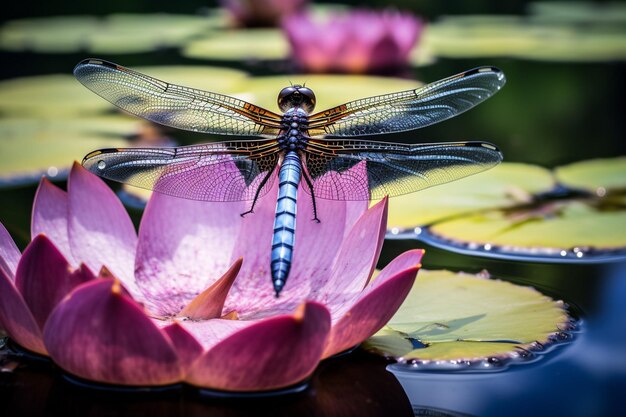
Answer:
(0, 348, 414, 417)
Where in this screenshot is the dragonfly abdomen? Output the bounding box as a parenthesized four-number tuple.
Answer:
(270, 151, 301, 297)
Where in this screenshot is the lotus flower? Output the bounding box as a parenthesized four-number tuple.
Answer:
(220, 0, 309, 28)
(283, 9, 423, 74)
(0, 162, 423, 391)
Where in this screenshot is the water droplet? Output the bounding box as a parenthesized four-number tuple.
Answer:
(576, 252, 584, 258)
(391, 227, 400, 235)
(483, 243, 492, 251)
(413, 227, 422, 235)
(596, 187, 607, 197)
(560, 250, 567, 257)
(97, 160, 106, 170)
(47, 166, 59, 177)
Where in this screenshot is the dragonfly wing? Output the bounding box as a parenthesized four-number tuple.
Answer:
(82, 141, 280, 202)
(307, 67, 505, 137)
(74, 59, 283, 137)
(303, 139, 503, 200)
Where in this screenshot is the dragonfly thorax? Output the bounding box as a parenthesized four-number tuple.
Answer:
(278, 108, 309, 151)
(277, 85, 316, 113)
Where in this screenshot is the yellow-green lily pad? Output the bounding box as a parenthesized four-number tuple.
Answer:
(236, 74, 420, 113)
(387, 163, 555, 229)
(0, 14, 219, 54)
(429, 200, 626, 253)
(183, 28, 289, 61)
(0, 65, 248, 118)
(364, 269, 570, 362)
(0, 117, 130, 186)
(554, 157, 626, 194)
(424, 14, 626, 62)
(0, 74, 111, 117)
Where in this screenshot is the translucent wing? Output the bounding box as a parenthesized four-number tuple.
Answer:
(74, 59, 283, 137)
(82, 140, 280, 202)
(307, 67, 506, 137)
(303, 139, 502, 200)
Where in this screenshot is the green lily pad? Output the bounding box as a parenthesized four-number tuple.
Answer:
(237, 74, 420, 113)
(0, 66, 248, 118)
(183, 28, 289, 61)
(389, 158, 626, 260)
(424, 14, 626, 62)
(554, 157, 626, 194)
(429, 200, 626, 252)
(0, 14, 219, 54)
(364, 269, 570, 362)
(387, 163, 555, 229)
(0, 117, 130, 186)
(0, 74, 110, 117)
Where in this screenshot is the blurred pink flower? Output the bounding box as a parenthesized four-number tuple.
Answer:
(0, 162, 423, 391)
(283, 9, 423, 73)
(220, 0, 308, 27)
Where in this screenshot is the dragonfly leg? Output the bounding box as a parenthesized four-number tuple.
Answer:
(302, 168, 321, 223)
(240, 170, 273, 217)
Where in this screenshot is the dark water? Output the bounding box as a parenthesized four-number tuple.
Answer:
(1, 3, 625, 416)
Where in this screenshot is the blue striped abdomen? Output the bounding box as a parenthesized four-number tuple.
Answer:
(271, 151, 301, 296)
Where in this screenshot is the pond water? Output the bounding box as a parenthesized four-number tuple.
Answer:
(0, 7, 625, 415)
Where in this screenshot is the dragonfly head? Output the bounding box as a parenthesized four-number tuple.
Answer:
(278, 85, 316, 113)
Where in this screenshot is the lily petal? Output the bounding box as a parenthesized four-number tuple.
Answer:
(15, 235, 94, 329)
(162, 322, 204, 375)
(31, 178, 75, 264)
(0, 266, 45, 355)
(314, 198, 388, 311)
(67, 163, 139, 296)
(135, 188, 245, 316)
(186, 301, 330, 391)
(43, 278, 181, 386)
(225, 179, 279, 315)
(322, 250, 423, 358)
(179, 258, 242, 320)
(0, 222, 21, 278)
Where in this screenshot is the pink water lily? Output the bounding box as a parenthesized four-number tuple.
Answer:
(0, 162, 423, 391)
(283, 9, 423, 74)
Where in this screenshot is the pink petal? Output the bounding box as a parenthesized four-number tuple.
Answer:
(178, 318, 256, 351)
(162, 322, 203, 375)
(323, 250, 423, 358)
(224, 180, 279, 314)
(186, 301, 330, 391)
(179, 258, 242, 320)
(314, 198, 388, 311)
(67, 163, 139, 296)
(15, 235, 95, 329)
(225, 163, 368, 318)
(0, 222, 20, 279)
(43, 278, 182, 386)
(0, 266, 45, 355)
(31, 177, 75, 264)
(135, 191, 244, 316)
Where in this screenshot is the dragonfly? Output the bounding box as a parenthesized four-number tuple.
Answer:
(75, 59, 506, 297)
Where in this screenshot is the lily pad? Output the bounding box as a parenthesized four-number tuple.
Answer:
(0, 117, 130, 186)
(0, 14, 219, 54)
(183, 28, 289, 61)
(389, 158, 626, 261)
(429, 200, 626, 253)
(554, 157, 626, 194)
(0, 75, 111, 117)
(236, 74, 420, 113)
(424, 14, 626, 62)
(364, 269, 570, 362)
(387, 163, 555, 229)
